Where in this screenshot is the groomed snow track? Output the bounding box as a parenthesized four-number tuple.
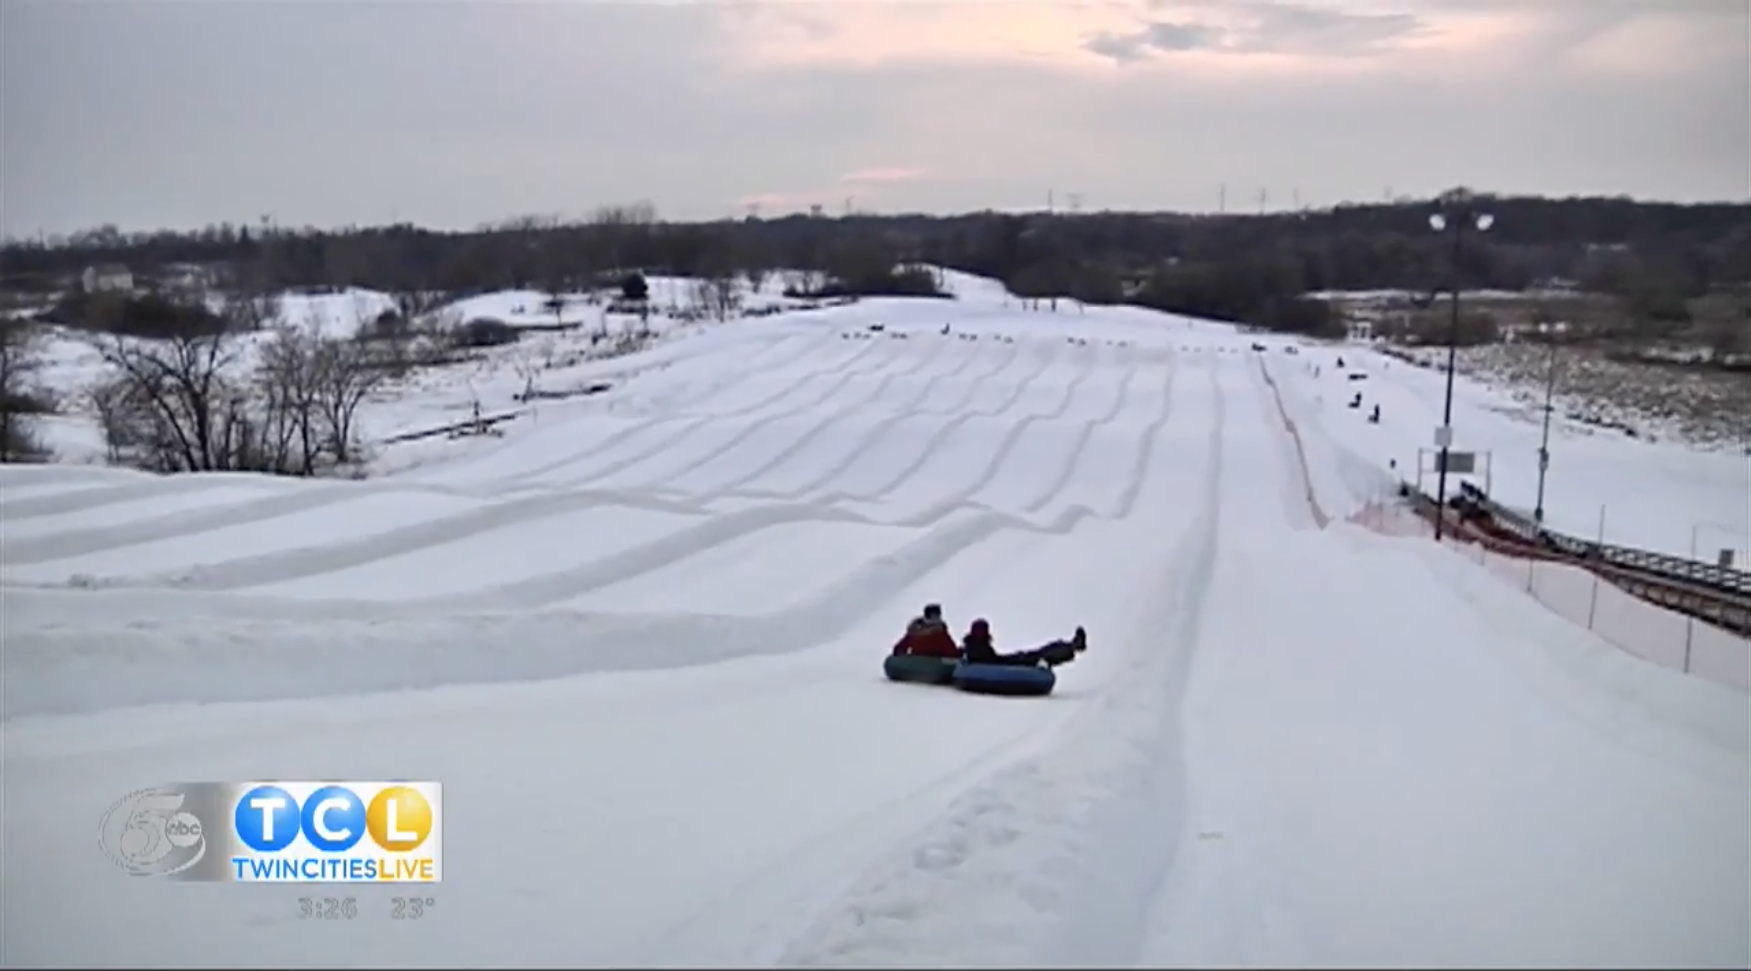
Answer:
(4, 310, 1746, 969)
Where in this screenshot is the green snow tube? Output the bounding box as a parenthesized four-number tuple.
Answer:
(883, 654, 959, 686)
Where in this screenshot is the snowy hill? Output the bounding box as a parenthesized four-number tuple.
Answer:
(14, 274, 816, 467)
(2, 275, 1747, 967)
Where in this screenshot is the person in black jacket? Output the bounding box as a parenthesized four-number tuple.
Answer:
(961, 619, 1087, 667)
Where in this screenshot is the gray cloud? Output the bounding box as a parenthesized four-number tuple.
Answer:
(0, 0, 1744, 236)
(1084, 1, 1431, 62)
(1145, 22, 1227, 52)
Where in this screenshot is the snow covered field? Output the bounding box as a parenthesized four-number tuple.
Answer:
(2, 282, 1747, 967)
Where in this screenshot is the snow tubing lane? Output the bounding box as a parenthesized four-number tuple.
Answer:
(953, 661, 1056, 697)
(884, 654, 959, 686)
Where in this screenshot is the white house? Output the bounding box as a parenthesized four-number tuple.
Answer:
(160, 262, 218, 296)
(81, 263, 133, 294)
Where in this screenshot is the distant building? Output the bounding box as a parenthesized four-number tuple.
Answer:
(81, 263, 133, 294)
(159, 262, 219, 296)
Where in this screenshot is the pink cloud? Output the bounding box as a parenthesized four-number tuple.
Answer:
(734, 189, 843, 214)
(737, 168, 928, 215)
(838, 166, 929, 184)
(709, 3, 1139, 72)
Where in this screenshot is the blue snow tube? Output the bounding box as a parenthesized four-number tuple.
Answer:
(952, 661, 1056, 697)
(884, 654, 959, 686)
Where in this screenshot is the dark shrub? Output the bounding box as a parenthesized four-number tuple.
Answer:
(621, 273, 650, 301)
(453, 318, 520, 348)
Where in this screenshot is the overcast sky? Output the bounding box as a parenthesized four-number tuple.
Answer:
(3, 0, 1746, 236)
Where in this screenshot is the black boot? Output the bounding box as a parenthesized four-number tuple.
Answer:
(1071, 627, 1087, 652)
(1035, 640, 1077, 667)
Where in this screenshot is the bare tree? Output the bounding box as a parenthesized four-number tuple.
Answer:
(592, 201, 657, 276)
(614, 314, 653, 356)
(743, 259, 771, 301)
(591, 206, 628, 278)
(89, 326, 241, 472)
(311, 335, 389, 465)
(216, 262, 284, 332)
(690, 277, 738, 322)
(254, 320, 328, 472)
(511, 337, 545, 401)
(395, 288, 447, 326)
(93, 303, 393, 477)
(424, 307, 463, 355)
(534, 216, 577, 325)
(379, 238, 447, 326)
(91, 374, 152, 466)
(354, 291, 420, 374)
(694, 238, 741, 322)
(0, 321, 52, 462)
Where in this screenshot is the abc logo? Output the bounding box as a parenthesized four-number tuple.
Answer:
(234, 785, 432, 854)
(164, 814, 203, 847)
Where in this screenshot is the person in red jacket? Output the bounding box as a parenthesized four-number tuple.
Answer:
(893, 603, 961, 658)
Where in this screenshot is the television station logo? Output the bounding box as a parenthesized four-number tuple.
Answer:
(99, 781, 442, 883)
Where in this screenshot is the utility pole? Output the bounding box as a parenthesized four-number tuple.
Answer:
(1219, 184, 1227, 214)
(1257, 189, 1268, 215)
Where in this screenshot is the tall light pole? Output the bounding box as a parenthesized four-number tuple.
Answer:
(1427, 189, 1494, 542)
(1533, 330, 1559, 525)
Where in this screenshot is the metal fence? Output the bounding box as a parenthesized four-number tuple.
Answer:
(1456, 481, 1751, 598)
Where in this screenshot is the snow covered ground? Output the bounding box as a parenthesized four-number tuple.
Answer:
(2, 282, 1747, 967)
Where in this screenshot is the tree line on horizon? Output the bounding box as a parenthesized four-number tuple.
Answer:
(2, 190, 1747, 346)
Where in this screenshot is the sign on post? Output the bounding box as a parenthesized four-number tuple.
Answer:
(1436, 451, 1476, 475)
